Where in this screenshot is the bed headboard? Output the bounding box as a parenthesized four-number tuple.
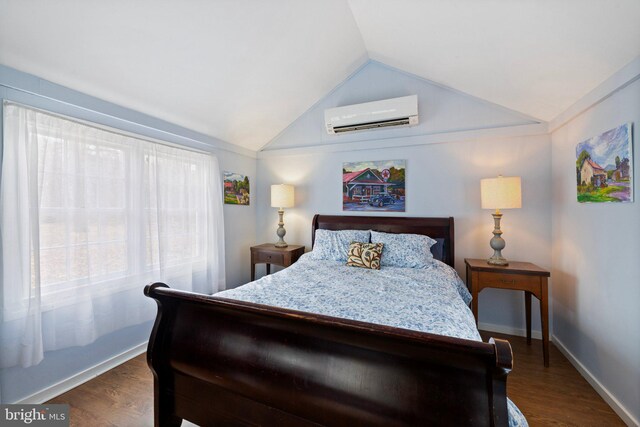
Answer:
(311, 214, 455, 268)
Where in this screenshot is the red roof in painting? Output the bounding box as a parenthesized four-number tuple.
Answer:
(585, 158, 606, 173)
(342, 168, 387, 183)
(343, 169, 367, 183)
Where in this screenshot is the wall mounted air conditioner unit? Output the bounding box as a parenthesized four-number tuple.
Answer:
(324, 95, 418, 135)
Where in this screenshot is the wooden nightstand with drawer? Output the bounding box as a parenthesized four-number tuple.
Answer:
(464, 258, 551, 366)
(250, 244, 305, 281)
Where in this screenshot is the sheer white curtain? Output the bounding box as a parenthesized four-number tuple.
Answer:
(0, 102, 225, 368)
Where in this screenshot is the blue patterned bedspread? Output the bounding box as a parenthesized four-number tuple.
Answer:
(216, 253, 527, 426)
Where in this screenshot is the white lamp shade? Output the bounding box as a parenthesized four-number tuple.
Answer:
(481, 176, 522, 210)
(271, 184, 295, 208)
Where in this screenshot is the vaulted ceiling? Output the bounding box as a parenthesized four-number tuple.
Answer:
(1, 0, 639, 151)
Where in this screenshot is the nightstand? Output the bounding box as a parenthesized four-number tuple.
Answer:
(464, 258, 551, 367)
(250, 244, 305, 281)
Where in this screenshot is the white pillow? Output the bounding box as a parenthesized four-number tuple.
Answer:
(370, 230, 436, 268)
(310, 229, 371, 262)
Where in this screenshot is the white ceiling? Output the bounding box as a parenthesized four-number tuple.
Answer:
(349, 0, 640, 123)
(0, 0, 368, 150)
(1, 1, 639, 151)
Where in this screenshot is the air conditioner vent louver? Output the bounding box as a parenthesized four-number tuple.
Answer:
(325, 95, 418, 135)
(333, 118, 412, 133)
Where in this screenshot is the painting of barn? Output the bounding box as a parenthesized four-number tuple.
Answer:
(223, 172, 250, 205)
(575, 123, 633, 203)
(343, 160, 406, 211)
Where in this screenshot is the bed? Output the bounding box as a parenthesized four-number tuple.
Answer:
(145, 215, 523, 426)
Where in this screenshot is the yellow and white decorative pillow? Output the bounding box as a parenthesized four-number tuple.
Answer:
(346, 242, 384, 270)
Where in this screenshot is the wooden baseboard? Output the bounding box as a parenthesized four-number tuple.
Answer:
(13, 342, 148, 404)
(552, 335, 638, 427)
(479, 321, 542, 340)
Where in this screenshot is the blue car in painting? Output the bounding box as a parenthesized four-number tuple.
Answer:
(368, 194, 396, 207)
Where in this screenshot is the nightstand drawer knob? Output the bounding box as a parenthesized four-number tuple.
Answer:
(501, 279, 515, 284)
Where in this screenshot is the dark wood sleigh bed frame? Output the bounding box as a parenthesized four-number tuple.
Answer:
(144, 215, 513, 426)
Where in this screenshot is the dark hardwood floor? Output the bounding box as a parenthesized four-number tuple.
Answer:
(47, 332, 623, 426)
(480, 331, 624, 426)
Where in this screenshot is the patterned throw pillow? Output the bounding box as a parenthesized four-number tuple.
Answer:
(346, 242, 384, 270)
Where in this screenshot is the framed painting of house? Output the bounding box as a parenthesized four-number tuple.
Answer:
(343, 160, 406, 211)
(576, 123, 633, 203)
(223, 172, 250, 205)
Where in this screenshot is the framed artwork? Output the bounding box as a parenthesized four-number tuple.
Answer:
(343, 160, 406, 212)
(223, 172, 250, 205)
(576, 123, 633, 203)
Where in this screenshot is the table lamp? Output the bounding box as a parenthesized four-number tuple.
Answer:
(271, 184, 295, 248)
(480, 175, 521, 266)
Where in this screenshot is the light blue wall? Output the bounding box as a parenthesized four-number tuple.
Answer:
(263, 61, 540, 151)
(551, 68, 640, 425)
(0, 65, 257, 403)
(257, 61, 552, 338)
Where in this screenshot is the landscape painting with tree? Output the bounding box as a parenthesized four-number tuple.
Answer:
(224, 172, 250, 205)
(575, 123, 633, 203)
(343, 160, 406, 211)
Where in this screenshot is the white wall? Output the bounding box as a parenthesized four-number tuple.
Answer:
(550, 74, 640, 425)
(262, 60, 540, 151)
(257, 133, 551, 333)
(218, 150, 256, 288)
(257, 61, 552, 335)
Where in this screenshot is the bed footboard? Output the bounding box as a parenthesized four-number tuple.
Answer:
(145, 282, 512, 427)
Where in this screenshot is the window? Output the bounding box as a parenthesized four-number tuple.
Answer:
(1, 102, 225, 368)
(37, 136, 130, 295)
(27, 109, 216, 301)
